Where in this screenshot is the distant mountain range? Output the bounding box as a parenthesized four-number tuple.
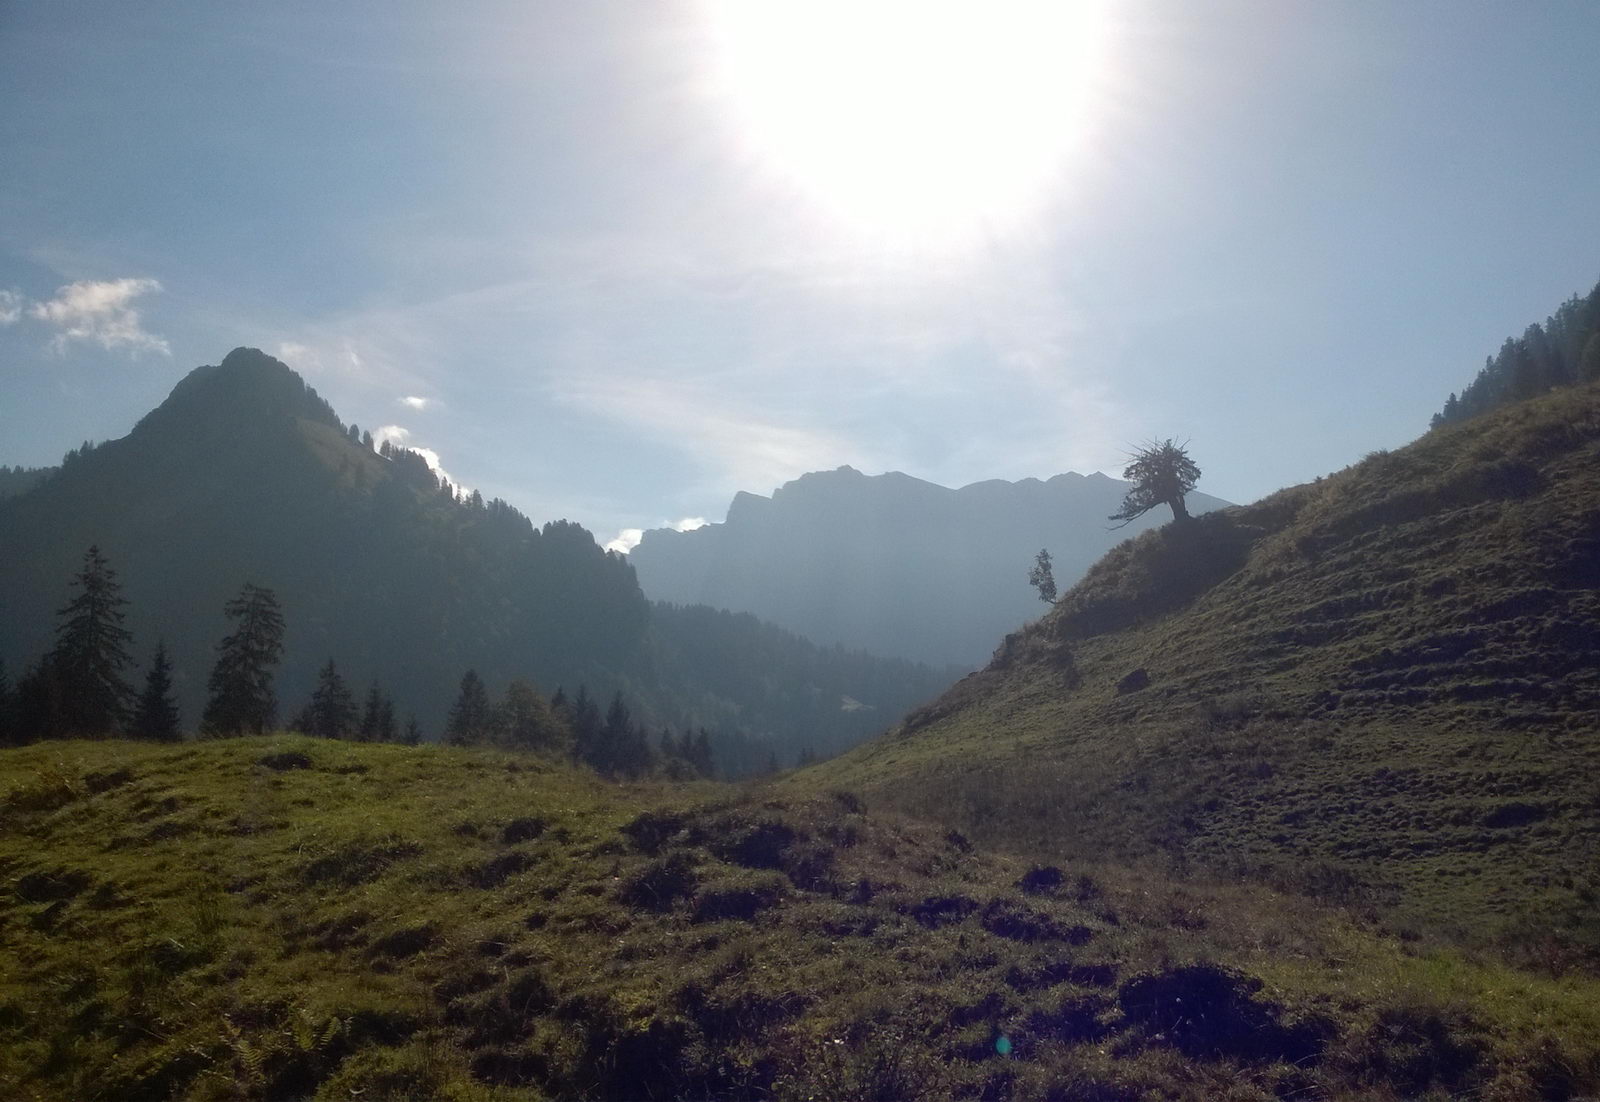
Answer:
(0, 349, 952, 761)
(629, 466, 1231, 668)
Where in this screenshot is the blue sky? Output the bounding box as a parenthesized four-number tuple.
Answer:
(3, 1, 1598, 550)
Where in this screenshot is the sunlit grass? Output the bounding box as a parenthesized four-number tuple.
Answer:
(2, 736, 1598, 1099)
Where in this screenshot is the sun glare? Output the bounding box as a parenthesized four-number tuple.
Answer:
(700, 0, 1112, 252)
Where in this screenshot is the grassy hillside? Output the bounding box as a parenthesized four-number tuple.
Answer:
(4, 737, 1598, 1100)
(803, 383, 1600, 957)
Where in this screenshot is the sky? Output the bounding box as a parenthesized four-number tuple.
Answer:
(3, 1, 1599, 552)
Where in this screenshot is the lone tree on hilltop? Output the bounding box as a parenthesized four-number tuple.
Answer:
(1109, 439, 1201, 528)
(201, 583, 285, 736)
(51, 545, 136, 736)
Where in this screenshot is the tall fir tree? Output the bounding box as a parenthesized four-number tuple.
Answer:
(595, 691, 652, 779)
(12, 658, 65, 743)
(445, 670, 492, 745)
(567, 685, 603, 767)
(377, 693, 397, 743)
(130, 641, 182, 742)
(50, 545, 136, 737)
(201, 583, 285, 737)
(689, 729, 715, 778)
(359, 682, 384, 742)
(305, 659, 357, 738)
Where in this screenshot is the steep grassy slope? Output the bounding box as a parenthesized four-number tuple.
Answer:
(804, 384, 1600, 955)
(5, 738, 1598, 1101)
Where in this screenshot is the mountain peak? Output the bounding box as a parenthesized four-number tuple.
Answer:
(138, 348, 340, 434)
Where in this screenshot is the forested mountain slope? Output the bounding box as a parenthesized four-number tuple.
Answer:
(0, 349, 951, 756)
(805, 382, 1600, 952)
(630, 466, 1230, 668)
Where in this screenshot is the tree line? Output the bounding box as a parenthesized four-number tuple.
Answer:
(1431, 277, 1600, 429)
(0, 545, 716, 781)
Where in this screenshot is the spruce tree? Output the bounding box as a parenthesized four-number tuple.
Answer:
(13, 658, 64, 743)
(598, 692, 652, 779)
(130, 641, 181, 741)
(50, 545, 136, 736)
(445, 670, 492, 745)
(377, 693, 397, 743)
(401, 715, 422, 746)
(359, 683, 383, 742)
(1582, 331, 1600, 383)
(306, 659, 357, 738)
(498, 678, 566, 754)
(568, 685, 603, 767)
(201, 583, 285, 737)
(689, 729, 715, 778)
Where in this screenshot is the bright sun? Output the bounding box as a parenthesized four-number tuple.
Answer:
(700, 0, 1113, 251)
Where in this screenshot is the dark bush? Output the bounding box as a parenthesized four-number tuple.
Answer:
(906, 894, 978, 928)
(1344, 1005, 1484, 1097)
(257, 751, 312, 771)
(370, 923, 437, 959)
(500, 817, 546, 844)
(1017, 866, 1064, 895)
(471, 850, 533, 889)
(620, 810, 689, 854)
(1117, 964, 1328, 1064)
(693, 875, 785, 922)
(980, 897, 1091, 944)
(618, 853, 698, 911)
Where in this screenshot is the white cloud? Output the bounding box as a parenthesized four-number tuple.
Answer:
(0, 289, 23, 325)
(604, 527, 644, 554)
(400, 395, 429, 410)
(372, 423, 411, 449)
(372, 423, 465, 493)
(606, 516, 706, 554)
(28, 277, 170, 355)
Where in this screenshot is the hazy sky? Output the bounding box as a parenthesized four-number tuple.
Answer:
(3, 1, 1598, 550)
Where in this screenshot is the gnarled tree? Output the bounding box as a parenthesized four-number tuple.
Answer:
(1109, 439, 1201, 528)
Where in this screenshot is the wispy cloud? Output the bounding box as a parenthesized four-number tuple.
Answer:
(400, 395, 429, 410)
(27, 278, 170, 355)
(0, 289, 23, 325)
(552, 372, 876, 495)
